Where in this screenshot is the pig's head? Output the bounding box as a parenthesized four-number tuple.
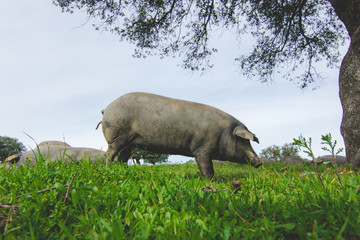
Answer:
(223, 126, 262, 168)
(3, 153, 21, 169)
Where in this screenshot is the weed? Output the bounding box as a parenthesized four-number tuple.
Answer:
(293, 135, 325, 188)
(321, 133, 344, 188)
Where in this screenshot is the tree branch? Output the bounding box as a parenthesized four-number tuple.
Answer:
(280, 1, 302, 51)
(64, 172, 77, 204)
(298, 0, 316, 45)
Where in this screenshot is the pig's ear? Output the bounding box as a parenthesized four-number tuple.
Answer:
(233, 127, 259, 144)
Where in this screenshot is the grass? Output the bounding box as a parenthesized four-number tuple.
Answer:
(0, 158, 359, 239)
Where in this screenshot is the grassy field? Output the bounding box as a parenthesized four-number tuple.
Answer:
(0, 158, 359, 239)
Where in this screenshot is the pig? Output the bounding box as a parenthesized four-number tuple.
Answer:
(101, 92, 262, 178)
(4, 141, 106, 169)
(319, 155, 347, 165)
(281, 156, 305, 165)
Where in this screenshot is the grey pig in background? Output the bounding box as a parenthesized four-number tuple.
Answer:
(101, 92, 262, 178)
(4, 141, 106, 168)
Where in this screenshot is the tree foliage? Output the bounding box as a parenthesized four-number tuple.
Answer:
(260, 143, 300, 162)
(0, 136, 26, 161)
(131, 147, 169, 165)
(53, 0, 348, 88)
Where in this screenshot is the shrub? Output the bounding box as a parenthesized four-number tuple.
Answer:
(260, 143, 300, 161)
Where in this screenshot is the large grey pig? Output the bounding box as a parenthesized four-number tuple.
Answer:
(101, 92, 262, 178)
(4, 141, 106, 169)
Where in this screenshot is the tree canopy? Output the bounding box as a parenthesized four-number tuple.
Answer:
(260, 143, 300, 162)
(0, 136, 26, 161)
(131, 147, 169, 165)
(54, 0, 348, 88)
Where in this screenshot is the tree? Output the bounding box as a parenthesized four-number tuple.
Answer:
(330, 0, 360, 171)
(131, 147, 169, 165)
(260, 143, 300, 162)
(53, 0, 360, 171)
(0, 136, 26, 162)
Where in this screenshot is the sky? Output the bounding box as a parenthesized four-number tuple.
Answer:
(0, 1, 349, 163)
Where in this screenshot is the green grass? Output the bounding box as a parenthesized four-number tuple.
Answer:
(0, 159, 359, 239)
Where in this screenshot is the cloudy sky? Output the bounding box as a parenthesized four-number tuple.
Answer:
(1, 1, 349, 162)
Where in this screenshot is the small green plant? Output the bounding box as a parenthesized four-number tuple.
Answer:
(321, 133, 344, 188)
(293, 135, 325, 188)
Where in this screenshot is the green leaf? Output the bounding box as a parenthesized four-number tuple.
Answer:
(71, 189, 78, 205)
(55, 182, 66, 193)
(223, 223, 231, 240)
(100, 218, 112, 233)
(195, 219, 208, 230)
(157, 192, 164, 204)
(112, 220, 124, 238)
(277, 223, 296, 230)
(336, 148, 344, 155)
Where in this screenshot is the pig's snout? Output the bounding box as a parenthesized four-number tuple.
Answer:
(252, 158, 263, 168)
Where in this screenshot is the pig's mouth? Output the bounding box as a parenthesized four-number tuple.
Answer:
(244, 156, 263, 168)
(252, 159, 263, 168)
